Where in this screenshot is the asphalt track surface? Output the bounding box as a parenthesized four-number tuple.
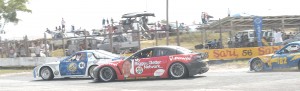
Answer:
(1, 67, 300, 91)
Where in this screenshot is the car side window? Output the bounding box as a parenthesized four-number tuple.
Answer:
(129, 49, 154, 59)
(67, 52, 87, 62)
(281, 44, 300, 54)
(154, 49, 177, 57)
(155, 49, 169, 57)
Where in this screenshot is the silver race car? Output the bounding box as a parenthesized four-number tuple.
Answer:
(33, 50, 122, 80)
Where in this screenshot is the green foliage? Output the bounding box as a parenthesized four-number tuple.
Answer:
(0, 0, 31, 27)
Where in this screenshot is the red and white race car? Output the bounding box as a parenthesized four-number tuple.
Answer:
(92, 46, 209, 82)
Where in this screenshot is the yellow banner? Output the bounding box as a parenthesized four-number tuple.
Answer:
(199, 46, 282, 60)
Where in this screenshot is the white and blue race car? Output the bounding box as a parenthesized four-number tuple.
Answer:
(33, 50, 122, 80)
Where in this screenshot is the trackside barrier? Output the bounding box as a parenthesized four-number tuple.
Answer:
(0, 57, 63, 67)
(199, 46, 283, 60)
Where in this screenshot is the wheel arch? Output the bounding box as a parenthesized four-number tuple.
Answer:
(249, 57, 264, 71)
(95, 65, 121, 80)
(39, 66, 55, 77)
(87, 65, 98, 76)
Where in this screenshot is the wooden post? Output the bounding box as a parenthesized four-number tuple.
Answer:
(84, 30, 87, 50)
(24, 35, 29, 57)
(155, 24, 158, 46)
(281, 17, 285, 32)
(44, 33, 48, 57)
(0, 36, 2, 58)
(5, 40, 8, 57)
(62, 33, 65, 56)
(109, 25, 113, 53)
(176, 21, 180, 46)
(137, 24, 141, 50)
(219, 18, 223, 48)
(166, 0, 169, 46)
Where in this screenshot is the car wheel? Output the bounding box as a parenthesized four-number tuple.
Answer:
(169, 62, 187, 79)
(98, 67, 115, 82)
(251, 59, 264, 72)
(40, 67, 54, 80)
(89, 65, 97, 78)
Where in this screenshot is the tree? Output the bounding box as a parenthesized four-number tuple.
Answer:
(0, 0, 31, 34)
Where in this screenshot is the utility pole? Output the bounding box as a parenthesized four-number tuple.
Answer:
(166, 0, 169, 45)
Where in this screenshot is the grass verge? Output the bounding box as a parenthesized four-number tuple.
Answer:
(0, 69, 31, 75)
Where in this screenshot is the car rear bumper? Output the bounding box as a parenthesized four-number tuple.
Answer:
(186, 59, 209, 76)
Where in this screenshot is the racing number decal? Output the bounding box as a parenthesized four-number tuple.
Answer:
(277, 57, 287, 64)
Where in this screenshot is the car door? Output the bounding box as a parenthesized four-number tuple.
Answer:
(272, 44, 300, 68)
(149, 48, 175, 77)
(122, 48, 155, 79)
(59, 52, 88, 76)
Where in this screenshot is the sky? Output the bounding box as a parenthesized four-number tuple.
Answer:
(1, 0, 300, 40)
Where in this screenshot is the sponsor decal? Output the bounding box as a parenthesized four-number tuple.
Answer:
(68, 63, 77, 72)
(169, 56, 192, 61)
(135, 66, 143, 74)
(78, 62, 85, 69)
(54, 71, 59, 75)
(135, 61, 162, 69)
(122, 61, 131, 77)
(154, 69, 165, 76)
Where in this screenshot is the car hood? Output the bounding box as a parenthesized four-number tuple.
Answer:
(44, 61, 60, 65)
(96, 58, 124, 66)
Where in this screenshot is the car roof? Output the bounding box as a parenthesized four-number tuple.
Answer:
(288, 41, 300, 45)
(144, 46, 188, 50)
(78, 50, 98, 53)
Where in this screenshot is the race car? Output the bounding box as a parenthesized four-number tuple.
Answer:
(92, 46, 209, 82)
(33, 50, 122, 80)
(250, 41, 300, 72)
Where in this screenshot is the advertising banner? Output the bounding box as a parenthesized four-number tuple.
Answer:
(253, 16, 263, 46)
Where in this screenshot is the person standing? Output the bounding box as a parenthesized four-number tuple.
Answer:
(35, 42, 41, 57)
(201, 12, 207, 24)
(61, 18, 66, 32)
(273, 29, 283, 46)
(19, 45, 26, 57)
(8, 46, 15, 58)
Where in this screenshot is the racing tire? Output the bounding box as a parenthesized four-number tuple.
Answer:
(88, 65, 97, 79)
(169, 62, 187, 79)
(40, 67, 54, 80)
(251, 59, 264, 72)
(98, 66, 116, 82)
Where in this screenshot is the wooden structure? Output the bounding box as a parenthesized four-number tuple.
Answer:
(199, 15, 300, 31)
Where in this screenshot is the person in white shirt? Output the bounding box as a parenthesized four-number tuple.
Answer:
(273, 29, 283, 46)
